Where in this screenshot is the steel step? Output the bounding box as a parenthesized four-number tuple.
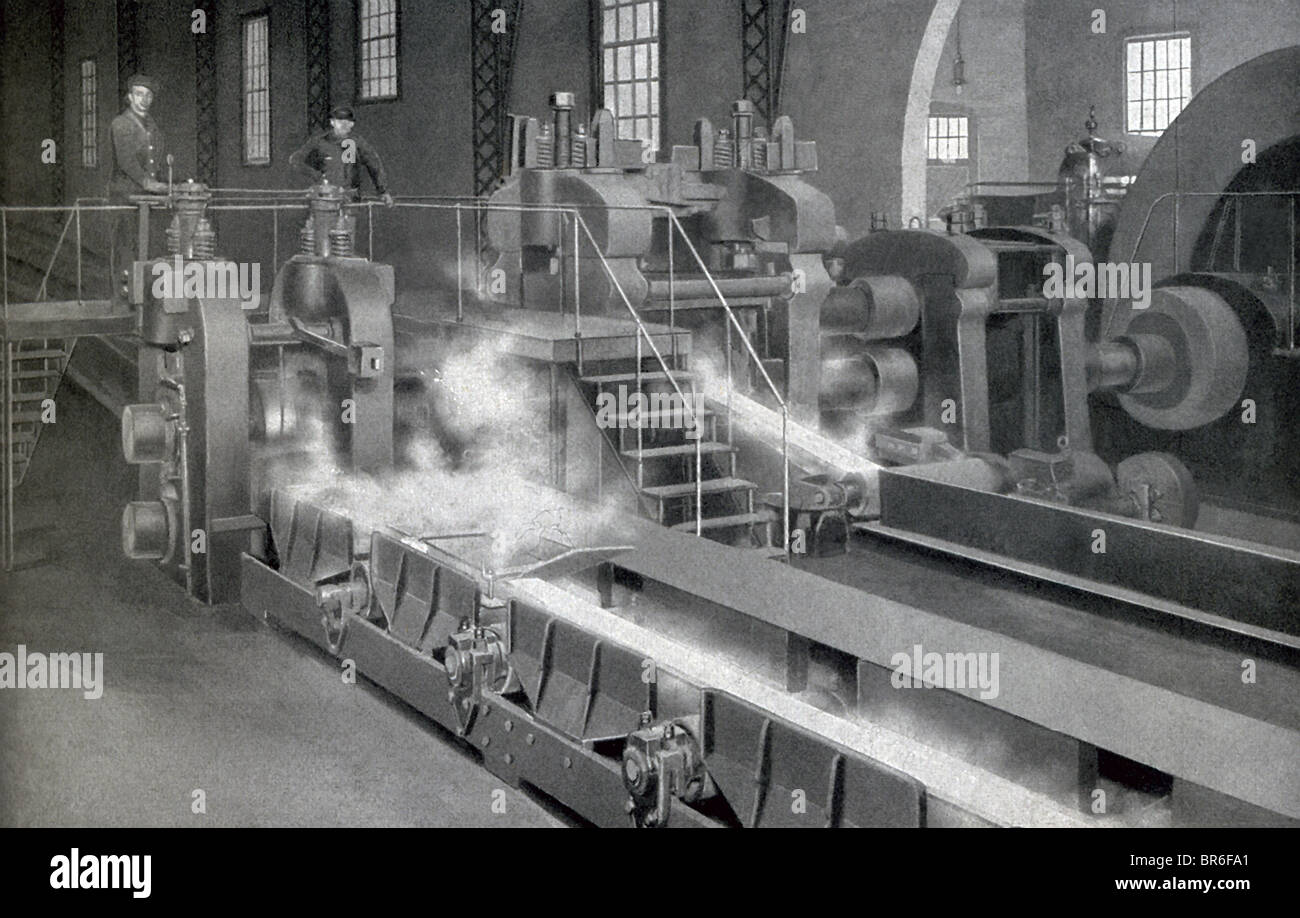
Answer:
(640, 476, 755, 501)
(622, 442, 733, 461)
(581, 370, 694, 386)
(9, 349, 68, 361)
(612, 405, 713, 424)
(670, 510, 776, 532)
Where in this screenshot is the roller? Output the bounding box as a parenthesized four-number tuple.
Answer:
(821, 275, 920, 339)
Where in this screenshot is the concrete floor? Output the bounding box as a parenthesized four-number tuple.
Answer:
(0, 382, 567, 827)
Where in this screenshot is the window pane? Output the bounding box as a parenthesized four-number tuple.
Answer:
(618, 5, 633, 40)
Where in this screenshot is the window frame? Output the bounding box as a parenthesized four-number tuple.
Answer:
(355, 0, 401, 104)
(926, 112, 971, 165)
(240, 9, 273, 167)
(80, 58, 98, 169)
(595, 0, 664, 156)
(1122, 31, 1193, 137)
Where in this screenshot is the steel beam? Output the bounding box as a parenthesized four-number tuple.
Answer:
(741, 0, 792, 127)
(195, 0, 217, 186)
(471, 0, 523, 197)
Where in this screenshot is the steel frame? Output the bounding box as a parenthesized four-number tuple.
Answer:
(195, 0, 218, 186)
(116, 0, 140, 101)
(741, 0, 791, 127)
(305, 0, 330, 132)
(470, 0, 523, 197)
(50, 2, 66, 205)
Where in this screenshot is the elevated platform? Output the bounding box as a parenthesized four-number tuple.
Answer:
(0, 300, 133, 339)
(393, 297, 690, 365)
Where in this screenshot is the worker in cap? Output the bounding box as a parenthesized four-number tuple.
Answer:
(289, 105, 394, 206)
(107, 73, 169, 303)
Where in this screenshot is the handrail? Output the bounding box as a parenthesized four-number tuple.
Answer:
(369, 197, 793, 552)
(1123, 189, 1298, 350)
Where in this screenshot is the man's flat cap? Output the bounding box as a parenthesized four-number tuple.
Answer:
(126, 73, 159, 94)
(330, 106, 355, 121)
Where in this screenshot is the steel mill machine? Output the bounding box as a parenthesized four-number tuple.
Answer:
(484, 91, 835, 422)
(110, 55, 1300, 826)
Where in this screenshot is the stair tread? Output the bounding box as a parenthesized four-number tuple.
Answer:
(613, 405, 713, 422)
(581, 370, 694, 385)
(671, 510, 777, 532)
(640, 476, 755, 499)
(9, 349, 69, 360)
(622, 442, 733, 460)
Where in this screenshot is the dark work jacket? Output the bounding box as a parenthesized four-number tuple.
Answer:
(288, 130, 390, 196)
(108, 109, 165, 201)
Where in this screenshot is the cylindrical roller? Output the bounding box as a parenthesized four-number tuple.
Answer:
(122, 403, 174, 464)
(819, 356, 878, 407)
(1115, 285, 1249, 430)
(863, 345, 919, 415)
(122, 499, 175, 561)
(646, 274, 792, 301)
(820, 275, 920, 339)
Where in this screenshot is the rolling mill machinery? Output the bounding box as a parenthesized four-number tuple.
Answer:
(105, 49, 1300, 827)
(107, 171, 935, 828)
(485, 92, 835, 423)
(809, 47, 1299, 647)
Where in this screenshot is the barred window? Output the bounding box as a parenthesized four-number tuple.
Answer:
(600, 0, 660, 153)
(242, 13, 271, 164)
(1126, 34, 1191, 136)
(358, 0, 399, 101)
(80, 59, 97, 168)
(927, 115, 969, 163)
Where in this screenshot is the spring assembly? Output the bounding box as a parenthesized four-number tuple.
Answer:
(328, 214, 354, 257)
(537, 124, 555, 168)
(191, 218, 216, 259)
(713, 128, 735, 169)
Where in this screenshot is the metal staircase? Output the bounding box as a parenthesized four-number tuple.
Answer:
(2, 206, 110, 568)
(5, 339, 72, 488)
(578, 360, 776, 544)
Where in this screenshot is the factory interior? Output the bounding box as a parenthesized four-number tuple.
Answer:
(0, 0, 1297, 829)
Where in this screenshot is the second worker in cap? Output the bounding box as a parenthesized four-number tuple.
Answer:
(289, 106, 394, 206)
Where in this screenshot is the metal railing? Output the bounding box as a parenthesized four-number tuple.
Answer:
(1123, 189, 1298, 352)
(368, 196, 791, 551)
(0, 190, 794, 558)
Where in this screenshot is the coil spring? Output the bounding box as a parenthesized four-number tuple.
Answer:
(713, 133, 735, 169)
(328, 225, 354, 257)
(300, 218, 316, 255)
(537, 127, 555, 168)
(192, 219, 216, 259)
